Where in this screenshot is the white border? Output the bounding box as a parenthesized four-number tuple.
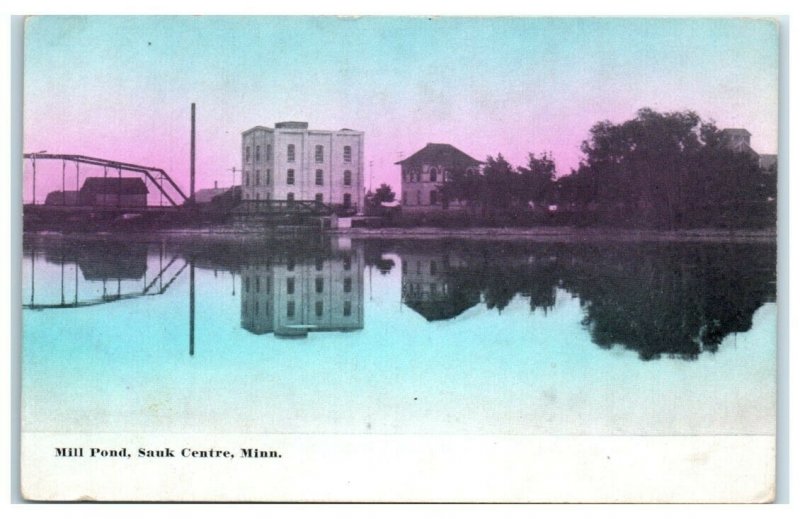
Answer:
(3, 0, 796, 515)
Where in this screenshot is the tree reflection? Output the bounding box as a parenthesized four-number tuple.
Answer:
(394, 240, 775, 360)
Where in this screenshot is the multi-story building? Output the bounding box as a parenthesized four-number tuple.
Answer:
(241, 122, 364, 212)
(240, 251, 364, 338)
(396, 143, 481, 210)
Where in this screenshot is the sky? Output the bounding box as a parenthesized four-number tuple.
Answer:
(22, 16, 779, 202)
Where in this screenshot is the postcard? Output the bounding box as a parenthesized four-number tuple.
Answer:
(20, 16, 778, 502)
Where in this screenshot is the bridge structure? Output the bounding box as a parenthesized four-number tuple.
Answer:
(23, 153, 190, 208)
(23, 153, 339, 229)
(23, 243, 187, 311)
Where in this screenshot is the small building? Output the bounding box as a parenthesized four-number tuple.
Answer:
(396, 143, 481, 209)
(193, 182, 231, 204)
(44, 190, 80, 206)
(721, 128, 777, 173)
(79, 177, 149, 207)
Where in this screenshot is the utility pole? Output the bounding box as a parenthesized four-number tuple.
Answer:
(369, 160, 374, 192)
(190, 103, 196, 202)
(29, 150, 46, 205)
(229, 166, 242, 188)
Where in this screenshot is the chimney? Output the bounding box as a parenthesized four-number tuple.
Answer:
(190, 102, 196, 201)
(214, 180, 218, 189)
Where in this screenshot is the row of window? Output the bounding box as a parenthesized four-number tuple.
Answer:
(403, 282, 446, 296)
(244, 169, 352, 186)
(404, 168, 440, 183)
(402, 191, 438, 205)
(285, 277, 353, 294)
(243, 192, 352, 206)
(245, 274, 354, 295)
(284, 300, 353, 318)
(402, 260, 440, 276)
(245, 144, 353, 164)
(245, 300, 354, 318)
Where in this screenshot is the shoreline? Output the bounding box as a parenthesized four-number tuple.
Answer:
(23, 225, 777, 244)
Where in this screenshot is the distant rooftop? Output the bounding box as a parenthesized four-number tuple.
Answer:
(396, 143, 482, 167)
(243, 122, 361, 134)
(275, 121, 309, 129)
(80, 177, 149, 195)
(721, 128, 752, 136)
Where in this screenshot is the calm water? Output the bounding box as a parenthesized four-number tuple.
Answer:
(22, 234, 777, 435)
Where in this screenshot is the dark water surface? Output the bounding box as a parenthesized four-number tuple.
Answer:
(22, 234, 776, 435)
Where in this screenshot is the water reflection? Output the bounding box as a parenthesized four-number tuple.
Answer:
(240, 251, 364, 337)
(23, 235, 775, 361)
(379, 239, 776, 360)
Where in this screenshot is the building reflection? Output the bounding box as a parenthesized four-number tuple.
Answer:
(240, 249, 364, 338)
(400, 252, 479, 321)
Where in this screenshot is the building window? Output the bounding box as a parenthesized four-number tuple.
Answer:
(430, 168, 437, 182)
(315, 301, 323, 317)
(287, 192, 295, 202)
(255, 169, 260, 186)
(266, 192, 271, 200)
(343, 193, 352, 208)
(287, 258, 295, 271)
(430, 261, 437, 275)
(266, 169, 271, 185)
(255, 192, 260, 200)
(416, 191, 421, 205)
(245, 146, 251, 162)
(343, 256, 351, 271)
(403, 192, 408, 205)
(315, 277, 324, 293)
(255, 301, 259, 315)
(287, 144, 295, 162)
(287, 301, 295, 318)
(256, 145, 261, 162)
(315, 193, 323, 203)
(266, 144, 272, 161)
(343, 301, 352, 317)
(245, 171, 250, 187)
(287, 277, 295, 295)
(266, 277, 271, 293)
(402, 260, 407, 274)
(287, 169, 295, 185)
(315, 145, 324, 163)
(343, 145, 352, 162)
(316, 257, 324, 271)
(245, 276, 250, 292)
(430, 190, 438, 205)
(344, 170, 352, 186)
(315, 169, 324, 185)
(344, 277, 352, 293)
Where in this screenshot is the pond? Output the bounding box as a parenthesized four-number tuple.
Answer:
(22, 234, 776, 436)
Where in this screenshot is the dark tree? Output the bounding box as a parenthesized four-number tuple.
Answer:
(517, 152, 557, 207)
(558, 108, 769, 228)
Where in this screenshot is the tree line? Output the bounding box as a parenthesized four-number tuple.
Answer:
(435, 108, 776, 229)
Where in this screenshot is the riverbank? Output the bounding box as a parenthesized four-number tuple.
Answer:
(23, 224, 777, 244)
(335, 225, 777, 243)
